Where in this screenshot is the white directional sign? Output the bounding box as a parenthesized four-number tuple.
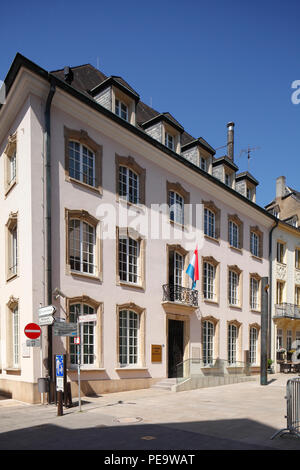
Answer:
(38, 305, 56, 317)
(78, 314, 97, 323)
(39, 315, 55, 326)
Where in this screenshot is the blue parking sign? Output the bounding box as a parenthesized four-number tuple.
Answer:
(56, 355, 64, 377)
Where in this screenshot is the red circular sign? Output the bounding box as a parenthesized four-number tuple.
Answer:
(24, 323, 41, 339)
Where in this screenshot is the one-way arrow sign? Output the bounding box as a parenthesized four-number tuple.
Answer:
(38, 305, 56, 317)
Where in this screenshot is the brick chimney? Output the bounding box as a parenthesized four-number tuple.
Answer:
(276, 176, 286, 199)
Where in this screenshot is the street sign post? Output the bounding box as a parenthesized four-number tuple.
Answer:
(24, 323, 41, 340)
(55, 354, 64, 416)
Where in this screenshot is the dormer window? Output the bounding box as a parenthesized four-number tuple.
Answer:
(225, 173, 231, 187)
(200, 156, 207, 172)
(115, 99, 128, 121)
(247, 188, 252, 200)
(165, 132, 174, 150)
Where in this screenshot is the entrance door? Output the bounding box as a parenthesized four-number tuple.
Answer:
(168, 319, 184, 378)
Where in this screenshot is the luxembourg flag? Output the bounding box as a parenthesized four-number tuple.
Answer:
(186, 246, 199, 290)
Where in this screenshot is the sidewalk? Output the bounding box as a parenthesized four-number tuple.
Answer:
(0, 374, 300, 450)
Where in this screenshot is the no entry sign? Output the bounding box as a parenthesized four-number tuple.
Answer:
(24, 323, 41, 339)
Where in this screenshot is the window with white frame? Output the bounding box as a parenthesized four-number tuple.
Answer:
(174, 251, 184, 288)
(12, 305, 20, 368)
(7, 214, 18, 279)
(115, 99, 128, 121)
(247, 187, 253, 200)
(200, 156, 207, 172)
(225, 173, 231, 187)
(250, 277, 259, 310)
(69, 303, 96, 366)
(165, 132, 174, 150)
(276, 281, 284, 304)
(203, 262, 216, 300)
(169, 191, 184, 225)
(8, 149, 16, 187)
(204, 208, 216, 239)
(277, 328, 283, 349)
(69, 219, 96, 275)
(228, 270, 239, 306)
(228, 324, 237, 365)
(277, 242, 285, 264)
(287, 330, 292, 352)
(69, 141, 96, 187)
(119, 236, 140, 284)
(118, 165, 139, 204)
(249, 327, 258, 365)
(229, 220, 239, 248)
(119, 310, 139, 366)
(203, 320, 214, 365)
(250, 231, 259, 257)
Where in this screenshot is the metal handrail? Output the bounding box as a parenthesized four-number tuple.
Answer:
(271, 377, 300, 439)
(274, 303, 300, 319)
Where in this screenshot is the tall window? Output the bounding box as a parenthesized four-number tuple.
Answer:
(119, 166, 139, 204)
(229, 221, 239, 248)
(250, 232, 259, 257)
(115, 99, 128, 121)
(277, 328, 283, 349)
(250, 277, 259, 310)
(277, 242, 285, 264)
(10, 225, 18, 276)
(203, 321, 214, 365)
(296, 286, 300, 307)
(8, 150, 17, 187)
(276, 281, 284, 304)
(249, 327, 258, 365)
(203, 262, 215, 300)
(204, 208, 216, 239)
(69, 219, 96, 275)
(69, 141, 96, 187)
(174, 252, 183, 287)
(165, 132, 174, 150)
(7, 214, 18, 279)
(119, 310, 139, 366)
(119, 236, 140, 284)
(296, 249, 300, 269)
(69, 304, 95, 366)
(225, 173, 231, 187)
(12, 306, 19, 368)
(228, 324, 237, 365)
(200, 156, 207, 172)
(287, 330, 292, 351)
(169, 191, 184, 225)
(229, 270, 239, 305)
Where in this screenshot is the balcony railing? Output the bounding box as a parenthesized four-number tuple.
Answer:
(162, 284, 198, 307)
(274, 303, 300, 319)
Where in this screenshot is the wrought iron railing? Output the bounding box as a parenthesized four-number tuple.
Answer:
(274, 303, 300, 319)
(162, 284, 198, 307)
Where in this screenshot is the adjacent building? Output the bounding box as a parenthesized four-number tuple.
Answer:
(0, 54, 275, 403)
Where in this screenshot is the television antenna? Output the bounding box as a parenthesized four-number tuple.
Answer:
(238, 145, 260, 170)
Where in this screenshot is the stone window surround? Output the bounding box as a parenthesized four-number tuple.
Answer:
(65, 208, 102, 281)
(5, 296, 21, 374)
(64, 126, 103, 194)
(250, 225, 263, 259)
(203, 200, 221, 241)
(228, 214, 244, 250)
(115, 154, 146, 205)
(166, 244, 189, 289)
(276, 239, 286, 265)
(202, 256, 220, 304)
(201, 315, 220, 359)
(4, 131, 17, 196)
(116, 227, 146, 290)
(249, 272, 262, 312)
(65, 295, 103, 369)
(227, 319, 243, 364)
(228, 264, 243, 308)
(167, 181, 190, 228)
(115, 302, 146, 369)
(6, 212, 18, 282)
(249, 323, 261, 366)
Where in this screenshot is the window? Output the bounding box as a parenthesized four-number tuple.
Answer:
(225, 173, 231, 187)
(64, 127, 103, 193)
(200, 156, 207, 172)
(249, 327, 258, 365)
(296, 249, 300, 269)
(69, 303, 96, 366)
(247, 188, 252, 200)
(169, 191, 184, 225)
(229, 221, 239, 248)
(250, 232, 259, 257)
(203, 262, 216, 300)
(69, 219, 96, 275)
(250, 277, 259, 310)
(4, 132, 17, 194)
(276, 281, 284, 304)
(174, 252, 184, 288)
(228, 324, 237, 365)
(277, 328, 283, 349)
(119, 166, 139, 204)
(6, 213, 18, 280)
(12, 306, 20, 368)
(229, 270, 239, 306)
(203, 321, 214, 366)
(204, 208, 216, 239)
(296, 286, 300, 307)
(119, 310, 139, 366)
(119, 236, 140, 284)
(69, 141, 96, 187)
(287, 330, 292, 352)
(115, 99, 128, 121)
(277, 242, 285, 264)
(165, 132, 174, 150)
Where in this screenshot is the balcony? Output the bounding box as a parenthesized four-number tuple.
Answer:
(274, 303, 300, 319)
(162, 284, 198, 308)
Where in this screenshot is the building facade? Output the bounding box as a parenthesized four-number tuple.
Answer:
(0, 54, 274, 403)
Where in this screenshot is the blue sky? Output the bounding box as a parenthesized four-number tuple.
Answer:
(1, 0, 299, 207)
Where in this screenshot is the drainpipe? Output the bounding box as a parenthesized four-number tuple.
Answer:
(268, 220, 279, 361)
(45, 79, 56, 399)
